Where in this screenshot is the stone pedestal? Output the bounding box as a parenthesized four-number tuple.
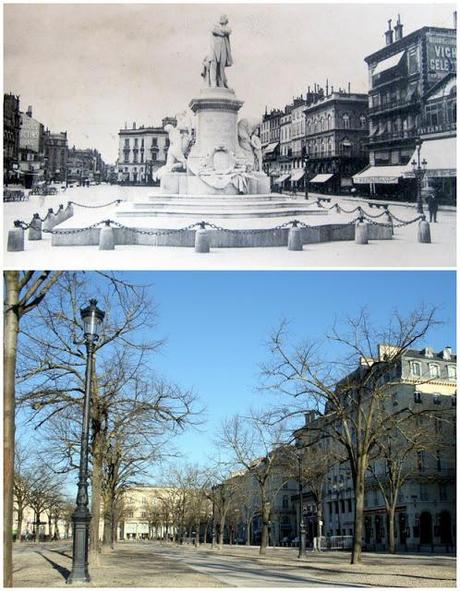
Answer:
(188, 87, 243, 170)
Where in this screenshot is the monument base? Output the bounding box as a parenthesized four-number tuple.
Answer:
(160, 171, 271, 196)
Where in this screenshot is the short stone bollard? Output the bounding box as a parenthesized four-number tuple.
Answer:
(54, 204, 65, 225)
(195, 228, 210, 253)
(418, 218, 431, 244)
(28, 213, 42, 241)
(62, 202, 74, 221)
(287, 226, 303, 251)
(7, 222, 25, 252)
(43, 208, 55, 231)
(355, 220, 369, 244)
(99, 221, 115, 250)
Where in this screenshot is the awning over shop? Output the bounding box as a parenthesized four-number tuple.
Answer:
(353, 165, 410, 185)
(290, 170, 305, 182)
(274, 173, 290, 184)
(310, 173, 334, 183)
(372, 51, 405, 77)
(405, 137, 456, 178)
(263, 142, 279, 155)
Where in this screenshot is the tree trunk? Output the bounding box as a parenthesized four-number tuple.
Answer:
(259, 501, 270, 555)
(246, 516, 251, 545)
(4, 271, 19, 587)
(102, 512, 112, 546)
(89, 442, 103, 564)
(16, 507, 23, 543)
(387, 503, 396, 554)
(194, 520, 200, 548)
(351, 458, 366, 564)
(218, 513, 225, 548)
(48, 515, 52, 540)
(315, 502, 323, 551)
(35, 512, 40, 543)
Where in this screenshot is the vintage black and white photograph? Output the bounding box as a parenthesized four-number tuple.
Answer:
(3, 3, 457, 268)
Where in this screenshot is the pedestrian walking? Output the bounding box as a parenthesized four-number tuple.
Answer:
(426, 191, 438, 223)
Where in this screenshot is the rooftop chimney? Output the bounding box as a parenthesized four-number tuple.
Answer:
(394, 14, 403, 41)
(133, 121, 136, 130)
(26, 105, 32, 117)
(385, 19, 394, 45)
(454, 10, 457, 29)
(348, 82, 351, 94)
(443, 346, 452, 360)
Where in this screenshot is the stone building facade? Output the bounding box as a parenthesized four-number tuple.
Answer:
(44, 130, 68, 182)
(18, 106, 46, 188)
(3, 93, 21, 184)
(117, 121, 171, 184)
(304, 90, 369, 194)
(294, 344, 456, 552)
(356, 16, 457, 199)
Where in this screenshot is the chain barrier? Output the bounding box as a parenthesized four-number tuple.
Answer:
(68, 199, 123, 208)
(361, 214, 424, 229)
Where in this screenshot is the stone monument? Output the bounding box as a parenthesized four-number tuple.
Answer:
(158, 15, 270, 196)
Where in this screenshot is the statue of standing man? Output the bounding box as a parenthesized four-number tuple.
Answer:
(202, 15, 233, 89)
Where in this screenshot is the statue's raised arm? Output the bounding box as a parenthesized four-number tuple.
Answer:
(202, 15, 233, 89)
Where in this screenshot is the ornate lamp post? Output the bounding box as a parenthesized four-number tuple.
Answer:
(296, 448, 306, 558)
(67, 299, 105, 584)
(302, 149, 310, 200)
(411, 138, 427, 214)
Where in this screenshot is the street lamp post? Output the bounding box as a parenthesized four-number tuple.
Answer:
(411, 138, 427, 214)
(67, 300, 105, 585)
(302, 150, 310, 200)
(296, 449, 306, 558)
(211, 486, 217, 549)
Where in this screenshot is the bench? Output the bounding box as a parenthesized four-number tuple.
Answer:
(3, 189, 28, 202)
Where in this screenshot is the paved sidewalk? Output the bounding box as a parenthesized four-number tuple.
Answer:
(12, 541, 456, 587)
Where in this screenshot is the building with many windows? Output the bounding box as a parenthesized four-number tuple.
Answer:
(18, 105, 46, 188)
(294, 344, 456, 552)
(354, 16, 456, 199)
(304, 89, 369, 194)
(3, 93, 21, 185)
(117, 120, 171, 184)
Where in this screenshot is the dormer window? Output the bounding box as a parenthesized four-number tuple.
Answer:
(447, 365, 456, 379)
(411, 361, 422, 377)
(429, 364, 440, 378)
(424, 347, 434, 358)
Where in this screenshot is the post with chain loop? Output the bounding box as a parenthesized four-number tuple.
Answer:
(99, 220, 115, 250)
(195, 221, 210, 253)
(417, 215, 431, 244)
(64, 201, 75, 221)
(7, 220, 25, 252)
(28, 213, 42, 241)
(54, 204, 65, 225)
(43, 208, 56, 231)
(355, 216, 369, 245)
(288, 220, 303, 251)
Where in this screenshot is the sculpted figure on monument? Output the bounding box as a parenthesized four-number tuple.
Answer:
(154, 122, 188, 180)
(250, 129, 262, 172)
(201, 15, 233, 88)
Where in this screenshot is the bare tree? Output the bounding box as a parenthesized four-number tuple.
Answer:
(218, 411, 288, 555)
(367, 406, 453, 553)
(260, 307, 439, 564)
(13, 445, 34, 543)
(4, 271, 62, 586)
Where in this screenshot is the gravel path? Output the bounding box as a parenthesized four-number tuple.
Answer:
(12, 541, 456, 587)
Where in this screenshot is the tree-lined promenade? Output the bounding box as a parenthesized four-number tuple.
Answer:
(4, 271, 456, 587)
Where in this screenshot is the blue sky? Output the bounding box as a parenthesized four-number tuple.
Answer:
(111, 270, 456, 476)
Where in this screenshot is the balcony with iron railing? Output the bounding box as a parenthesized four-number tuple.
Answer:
(368, 96, 419, 116)
(368, 128, 418, 145)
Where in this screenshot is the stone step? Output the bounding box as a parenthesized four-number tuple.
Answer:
(131, 201, 316, 211)
(148, 194, 295, 203)
(116, 207, 327, 219)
